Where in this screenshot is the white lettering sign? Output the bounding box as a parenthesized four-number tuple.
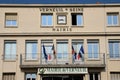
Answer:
(38, 68, 88, 74)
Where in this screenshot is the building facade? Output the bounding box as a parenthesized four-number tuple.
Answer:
(0, 3, 120, 80)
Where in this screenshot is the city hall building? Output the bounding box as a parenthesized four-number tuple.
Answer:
(0, 3, 120, 80)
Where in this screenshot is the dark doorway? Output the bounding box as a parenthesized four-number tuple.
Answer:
(42, 75, 83, 80)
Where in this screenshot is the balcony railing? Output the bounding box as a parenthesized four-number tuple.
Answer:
(2, 54, 18, 60)
(20, 53, 105, 68)
(107, 54, 120, 59)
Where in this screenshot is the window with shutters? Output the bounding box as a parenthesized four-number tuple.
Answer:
(110, 72, 120, 80)
(3, 73, 15, 80)
(5, 13, 17, 27)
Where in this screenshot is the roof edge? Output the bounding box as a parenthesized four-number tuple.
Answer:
(0, 3, 120, 7)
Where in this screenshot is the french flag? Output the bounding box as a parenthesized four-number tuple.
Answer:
(72, 46, 77, 59)
(78, 45, 84, 59)
(48, 54, 51, 60)
(52, 44, 56, 59)
(43, 45, 48, 60)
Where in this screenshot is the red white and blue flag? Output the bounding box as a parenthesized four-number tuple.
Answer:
(78, 45, 84, 60)
(52, 44, 56, 59)
(43, 45, 48, 60)
(72, 45, 77, 60)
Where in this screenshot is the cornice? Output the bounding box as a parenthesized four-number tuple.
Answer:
(0, 4, 120, 7)
(0, 32, 120, 36)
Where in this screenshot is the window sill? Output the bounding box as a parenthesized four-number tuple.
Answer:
(109, 58, 120, 61)
(107, 26, 120, 27)
(24, 59, 38, 62)
(3, 59, 16, 62)
(87, 58, 100, 61)
(5, 26, 18, 28)
(41, 26, 53, 28)
(71, 26, 84, 28)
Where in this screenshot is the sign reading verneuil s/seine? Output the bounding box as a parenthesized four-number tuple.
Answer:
(38, 68, 88, 74)
(39, 8, 83, 12)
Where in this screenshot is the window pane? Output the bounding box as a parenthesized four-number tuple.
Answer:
(88, 44, 93, 58)
(109, 41, 120, 58)
(12, 20, 17, 26)
(26, 42, 37, 60)
(109, 42, 114, 58)
(113, 15, 118, 25)
(26, 74, 36, 80)
(107, 15, 112, 25)
(41, 15, 47, 26)
(88, 41, 99, 59)
(32, 43, 37, 59)
(48, 15, 53, 26)
(93, 44, 99, 58)
(5, 41, 16, 60)
(77, 15, 83, 26)
(26, 43, 32, 59)
(57, 42, 68, 61)
(5, 13, 17, 27)
(41, 14, 53, 26)
(11, 43, 16, 59)
(6, 20, 11, 26)
(32, 74, 36, 79)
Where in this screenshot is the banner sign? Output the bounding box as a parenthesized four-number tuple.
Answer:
(38, 68, 88, 74)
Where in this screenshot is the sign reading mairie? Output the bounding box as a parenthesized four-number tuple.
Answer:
(38, 68, 88, 74)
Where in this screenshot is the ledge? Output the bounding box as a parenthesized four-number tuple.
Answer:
(20, 64, 105, 69)
(1, 32, 120, 36)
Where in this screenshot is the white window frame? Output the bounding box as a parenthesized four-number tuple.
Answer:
(71, 13, 83, 26)
(109, 40, 120, 58)
(107, 13, 119, 26)
(87, 40, 99, 59)
(41, 14, 53, 26)
(5, 13, 17, 27)
(26, 73, 36, 80)
(56, 40, 68, 64)
(25, 41, 38, 60)
(4, 41, 17, 60)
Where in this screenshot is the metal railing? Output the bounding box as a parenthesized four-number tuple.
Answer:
(107, 54, 120, 59)
(2, 54, 18, 60)
(20, 53, 105, 66)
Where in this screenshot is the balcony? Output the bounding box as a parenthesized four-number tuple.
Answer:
(20, 53, 105, 68)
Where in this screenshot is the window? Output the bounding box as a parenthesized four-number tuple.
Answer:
(110, 72, 120, 80)
(57, 40, 68, 64)
(5, 13, 17, 27)
(72, 40, 84, 61)
(71, 13, 83, 26)
(41, 40, 53, 63)
(89, 73, 100, 80)
(109, 40, 120, 58)
(87, 40, 99, 59)
(41, 14, 53, 26)
(26, 41, 37, 60)
(3, 73, 15, 80)
(4, 41, 16, 60)
(26, 73, 36, 80)
(107, 13, 119, 26)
